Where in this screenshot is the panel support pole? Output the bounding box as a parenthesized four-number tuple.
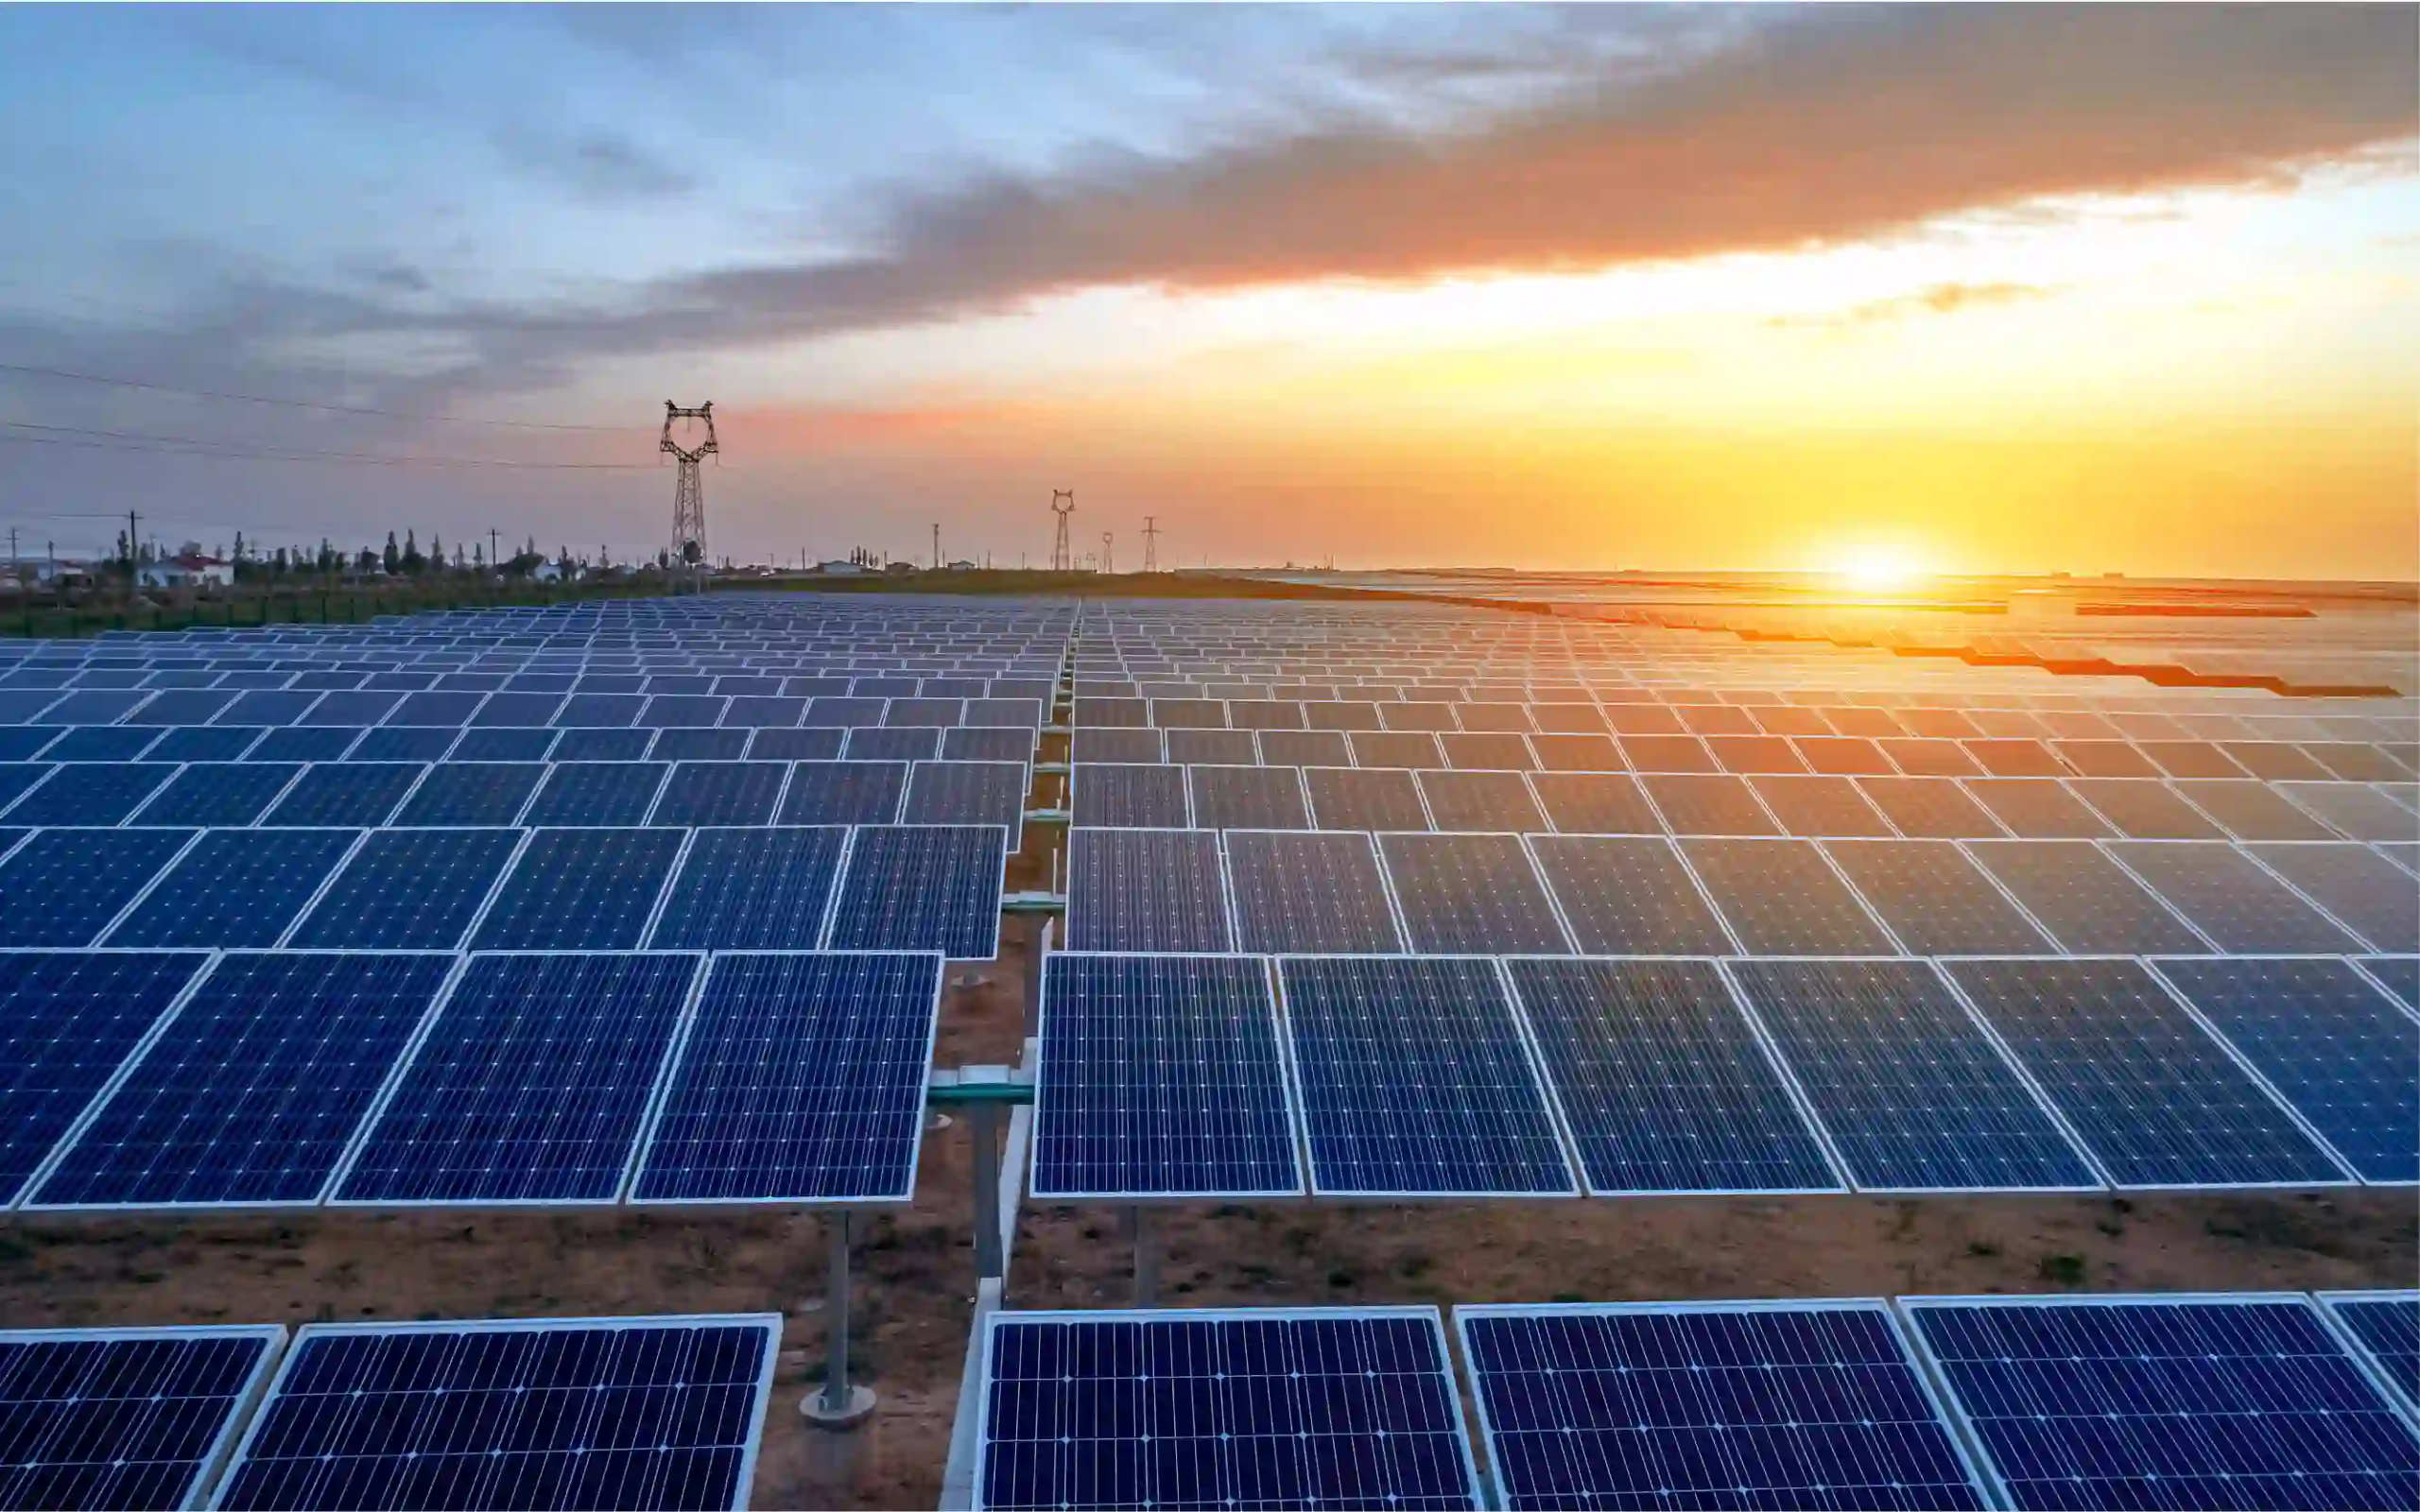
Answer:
(972, 1102, 1005, 1281)
(803, 1211, 875, 1428)
(1126, 1207, 1158, 1305)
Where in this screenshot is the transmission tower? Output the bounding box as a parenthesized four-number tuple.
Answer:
(1141, 516, 1161, 575)
(1101, 531, 1115, 575)
(661, 401, 717, 565)
(1048, 490, 1076, 572)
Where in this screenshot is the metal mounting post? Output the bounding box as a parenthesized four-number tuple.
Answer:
(802, 1211, 875, 1429)
(1126, 1207, 1158, 1305)
(971, 1102, 1004, 1281)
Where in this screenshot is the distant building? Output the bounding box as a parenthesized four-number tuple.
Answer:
(947, 559, 978, 572)
(529, 560, 570, 583)
(815, 560, 865, 576)
(883, 560, 917, 576)
(138, 554, 234, 589)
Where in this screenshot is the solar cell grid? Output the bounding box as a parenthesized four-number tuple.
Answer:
(105, 828, 357, 949)
(2242, 843, 2419, 953)
(4, 763, 177, 827)
(646, 827, 845, 951)
(977, 1307, 1479, 1512)
(0, 828, 196, 947)
(1031, 954, 1300, 1199)
(0, 1324, 285, 1512)
(1377, 833, 1569, 954)
(2319, 1292, 2420, 1421)
(825, 824, 1005, 958)
(0, 951, 209, 1208)
(2108, 840, 2361, 953)
(1681, 838, 1898, 954)
(259, 763, 422, 828)
(1823, 839, 2053, 954)
(1455, 1301, 1986, 1512)
(648, 762, 786, 827)
(469, 828, 686, 951)
(1222, 830, 1404, 954)
(1966, 840, 2210, 954)
(1066, 828, 1231, 953)
(209, 1314, 779, 1512)
(1902, 1294, 2420, 1512)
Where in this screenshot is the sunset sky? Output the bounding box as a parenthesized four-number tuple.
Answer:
(1, 5, 2413, 577)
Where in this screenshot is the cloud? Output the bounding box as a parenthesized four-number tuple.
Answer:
(1767, 281, 2055, 331)
(490, 128, 699, 199)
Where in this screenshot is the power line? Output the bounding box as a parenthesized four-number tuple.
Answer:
(0, 420, 654, 470)
(0, 361, 623, 431)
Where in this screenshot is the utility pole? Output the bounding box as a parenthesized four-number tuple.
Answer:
(490, 528, 500, 568)
(1101, 531, 1115, 575)
(661, 400, 717, 571)
(933, 523, 941, 571)
(1142, 516, 1160, 575)
(126, 508, 140, 579)
(1049, 490, 1075, 572)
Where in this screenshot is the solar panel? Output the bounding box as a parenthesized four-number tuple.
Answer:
(246, 727, 357, 765)
(284, 829, 522, 952)
(1303, 766, 1430, 831)
(1222, 830, 1403, 953)
(1503, 957, 1839, 1194)
(2108, 840, 2361, 953)
(1681, 838, 1897, 954)
(845, 725, 940, 763)
(1945, 957, 2349, 1189)
(143, 727, 263, 765)
(1725, 959, 2098, 1193)
(1071, 763, 1188, 827)
(2319, 1292, 2420, 1421)
(2243, 843, 2419, 953)
(1416, 769, 1547, 833)
(903, 760, 1029, 827)
(1824, 839, 2054, 954)
(130, 763, 301, 827)
(344, 726, 452, 763)
(1455, 1300, 1986, 1512)
(1528, 773, 1660, 834)
(0, 1323, 285, 1512)
(824, 824, 1005, 958)
(104, 829, 357, 949)
(0, 829, 194, 947)
(631, 951, 940, 1203)
(210, 1314, 779, 1512)
(28, 952, 456, 1210)
(647, 762, 786, 827)
(646, 827, 846, 950)
(1031, 953, 1300, 1199)
(333, 952, 699, 1205)
(1749, 773, 1894, 837)
(1187, 765, 1310, 830)
(2066, 778, 2226, 840)
(1640, 773, 1780, 836)
(1965, 779, 2113, 839)
(1166, 730, 1257, 766)
(1278, 955, 1574, 1197)
(38, 726, 161, 764)
(977, 1307, 1479, 1512)
(1524, 836, 1730, 954)
(1855, 777, 2005, 839)
(775, 760, 907, 825)
(2282, 781, 2419, 843)
(2362, 954, 2420, 1008)
(1440, 732, 1534, 771)
(449, 727, 559, 762)
(550, 727, 653, 762)
(1901, 1294, 2420, 1512)
(1965, 839, 2209, 953)
(1527, 733, 1625, 773)
(0, 952, 206, 1208)
(520, 761, 669, 826)
(1065, 828, 1231, 953)
(1376, 833, 1569, 954)
(2151, 956, 2417, 1185)
(746, 726, 843, 762)
(389, 762, 542, 826)
(4, 763, 176, 827)
(469, 829, 686, 951)
(259, 763, 423, 828)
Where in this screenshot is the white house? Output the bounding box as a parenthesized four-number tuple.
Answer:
(815, 559, 865, 576)
(138, 554, 234, 589)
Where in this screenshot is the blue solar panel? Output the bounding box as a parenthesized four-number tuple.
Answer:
(1680, 838, 1897, 954)
(745, 727, 843, 762)
(1456, 1301, 1986, 1512)
(825, 825, 1005, 957)
(520, 762, 667, 826)
(2111, 841, 2362, 953)
(903, 761, 1028, 827)
(648, 762, 786, 826)
(469, 829, 686, 951)
(130, 763, 301, 827)
(2362, 955, 2420, 1008)
(0, 951, 206, 1207)
(1280, 955, 1574, 1197)
(0, 1324, 285, 1512)
(1222, 830, 1404, 954)
(259, 764, 422, 828)
(285, 829, 523, 951)
(0, 765, 51, 815)
(2245, 843, 2420, 954)
(344, 726, 455, 762)
(2150, 956, 2417, 1185)
(1377, 833, 1570, 954)
(389, 762, 543, 826)
(1503, 957, 1839, 1194)
(645, 827, 845, 950)
(1032, 954, 1299, 1199)
(104, 829, 357, 949)
(245, 727, 357, 765)
(2320, 1292, 2420, 1421)
(1824, 839, 2054, 954)
(1903, 1294, 2420, 1512)
(30, 953, 455, 1209)
(334, 953, 699, 1205)
(978, 1307, 1479, 1512)
(1945, 957, 2349, 1188)
(447, 727, 557, 762)
(631, 951, 940, 1203)
(775, 761, 907, 825)
(0, 829, 195, 947)
(549, 726, 653, 761)
(1726, 959, 2099, 1193)
(37, 726, 161, 763)
(210, 1314, 779, 1512)
(1303, 766, 1430, 831)
(1527, 836, 1734, 954)
(1066, 829, 1232, 953)
(4, 763, 177, 826)
(650, 728, 752, 763)
(145, 726, 263, 765)
(1966, 840, 2210, 954)
(845, 726, 939, 763)
(1072, 763, 1189, 828)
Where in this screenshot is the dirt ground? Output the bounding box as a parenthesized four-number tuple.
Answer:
(2, 805, 2412, 1509)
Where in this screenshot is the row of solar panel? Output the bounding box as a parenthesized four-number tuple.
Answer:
(0, 757, 1031, 831)
(0, 666, 1055, 697)
(0, 1312, 778, 1512)
(1073, 694, 2420, 758)
(0, 823, 1009, 954)
(0, 687, 1048, 730)
(1065, 830, 2419, 958)
(1031, 952, 2418, 1198)
(0, 949, 942, 1211)
(1072, 759, 2420, 846)
(975, 1291, 2420, 1512)
(0, 719, 1040, 765)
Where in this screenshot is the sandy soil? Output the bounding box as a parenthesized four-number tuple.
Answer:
(3, 804, 2411, 1508)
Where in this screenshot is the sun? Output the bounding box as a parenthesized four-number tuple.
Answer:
(1829, 544, 1928, 592)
